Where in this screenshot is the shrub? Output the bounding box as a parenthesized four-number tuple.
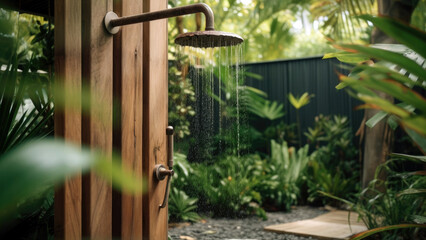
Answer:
(168, 152, 202, 223)
(257, 140, 310, 211)
(307, 159, 356, 207)
(168, 188, 201, 223)
(249, 121, 298, 155)
(168, 53, 195, 140)
(170, 152, 266, 219)
(206, 155, 266, 218)
(322, 16, 426, 239)
(322, 154, 426, 239)
(305, 115, 359, 205)
(185, 154, 266, 218)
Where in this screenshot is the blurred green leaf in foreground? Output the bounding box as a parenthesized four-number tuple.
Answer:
(0, 139, 146, 225)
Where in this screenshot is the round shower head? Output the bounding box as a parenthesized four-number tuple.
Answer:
(175, 30, 243, 48)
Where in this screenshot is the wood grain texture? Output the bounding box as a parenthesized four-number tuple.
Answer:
(264, 211, 367, 240)
(81, 0, 114, 239)
(54, 0, 82, 239)
(142, 0, 169, 239)
(112, 0, 144, 239)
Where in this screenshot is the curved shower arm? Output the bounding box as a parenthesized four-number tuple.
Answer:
(105, 3, 214, 34)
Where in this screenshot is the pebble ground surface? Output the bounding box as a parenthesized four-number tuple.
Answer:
(168, 206, 328, 240)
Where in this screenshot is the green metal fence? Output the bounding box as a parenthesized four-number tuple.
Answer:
(244, 56, 363, 136)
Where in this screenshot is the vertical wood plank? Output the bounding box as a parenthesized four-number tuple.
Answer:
(112, 0, 144, 239)
(54, 0, 82, 239)
(81, 0, 114, 239)
(142, 0, 169, 239)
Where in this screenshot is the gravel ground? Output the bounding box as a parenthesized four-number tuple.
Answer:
(169, 206, 328, 240)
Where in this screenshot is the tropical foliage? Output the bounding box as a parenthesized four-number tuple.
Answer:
(288, 92, 314, 147)
(192, 154, 266, 218)
(168, 48, 196, 139)
(168, 0, 337, 62)
(0, 56, 53, 154)
(258, 140, 311, 210)
(0, 140, 146, 225)
(320, 14, 426, 239)
(245, 87, 285, 121)
(168, 144, 312, 220)
(168, 188, 201, 222)
(328, 15, 426, 153)
(321, 154, 426, 239)
(309, 0, 375, 41)
(305, 115, 359, 206)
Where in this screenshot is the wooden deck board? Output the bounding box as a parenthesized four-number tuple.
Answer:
(264, 210, 367, 240)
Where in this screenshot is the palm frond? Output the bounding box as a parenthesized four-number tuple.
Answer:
(310, 0, 375, 41)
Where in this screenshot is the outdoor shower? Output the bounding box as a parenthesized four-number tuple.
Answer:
(104, 2, 243, 209)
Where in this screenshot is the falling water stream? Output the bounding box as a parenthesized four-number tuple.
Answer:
(235, 45, 240, 158)
(178, 42, 244, 161)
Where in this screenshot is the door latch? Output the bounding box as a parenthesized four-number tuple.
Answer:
(155, 126, 174, 208)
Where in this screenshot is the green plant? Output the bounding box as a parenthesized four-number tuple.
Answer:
(305, 115, 358, 173)
(0, 15, 54, 238)
(169, 152, 266, 219)
(244, 86, 285, 121)
(258, 140, 310, 211)
(248, 121, 298, 155)
(321, 154, 426, 239)
(304, 115, 359, 206)
(168, 152, 201, 222)
(1, 189, 54, 239)
(171, 152, 194, 189)
(28, 18, 54, 73)
(326, 15, 426, 153)
(168, 188, 201, 223)
(188, 154, 266, 218)
(168, 51, 195, 139)
(0, 140, 145, 223)
(307, 159, 356, 207)
(309, 0, 375, 41)
(263, 121, 298, 145)
(320, 16, 426, 238)
(288, 92, 314, 147)
(237, 84, 289, 155)
(288, 92, 313, 110)
(237, 82, 291, 155)
(351, 224, 426, 240)
(0, 44, 53, 155)
(190, 65, 268, 159)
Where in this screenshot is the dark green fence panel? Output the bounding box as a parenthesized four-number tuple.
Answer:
(244, 56, 363, 137)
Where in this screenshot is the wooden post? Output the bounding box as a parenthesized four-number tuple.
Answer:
(112, 0, 144, 239)
(81, 0, 114, 239)
(362, 0, 417, 188)
(54, 0, 169, 238)
(142, 0, 169, 239)
(54, 0, 82, 239)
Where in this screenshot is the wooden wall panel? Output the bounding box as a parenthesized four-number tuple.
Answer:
(81, 0, 114, 239)
(112, 0, 144, 239)
(54, 0, 82, 239)
(55, 0, 169, 238)
(142, 0, 169, 239)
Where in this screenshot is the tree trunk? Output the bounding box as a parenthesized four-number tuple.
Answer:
(362, 0, 418, 188)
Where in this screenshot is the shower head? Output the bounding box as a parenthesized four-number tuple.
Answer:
(175, 30, 243, 48)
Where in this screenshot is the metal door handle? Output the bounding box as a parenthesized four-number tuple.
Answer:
(155, 126, 174, 208)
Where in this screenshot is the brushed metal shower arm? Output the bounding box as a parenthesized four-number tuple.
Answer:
(104, 3, 215, 34)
